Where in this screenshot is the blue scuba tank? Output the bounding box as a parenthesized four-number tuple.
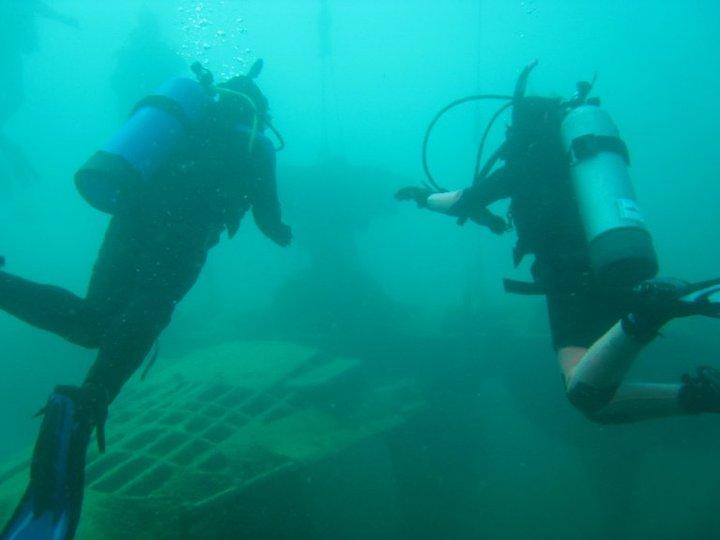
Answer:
(75, 77, 211, 214)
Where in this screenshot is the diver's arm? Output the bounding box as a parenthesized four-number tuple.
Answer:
(466, 165, 515, 207)
(250, 137, 292, 247)
(395, 166, 512, 233)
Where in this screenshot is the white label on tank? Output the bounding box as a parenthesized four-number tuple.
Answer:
(617, 198, 645, 222)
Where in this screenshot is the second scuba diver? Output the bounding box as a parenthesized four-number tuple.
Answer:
(397, 61, 720, 425)
(0, 59, 291, 540)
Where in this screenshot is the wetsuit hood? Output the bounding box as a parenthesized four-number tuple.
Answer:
(217, 76, 269, 116)
(216, 59, 269, 125)
(503, 96, 565, 163)
(510, 96, 564, 143)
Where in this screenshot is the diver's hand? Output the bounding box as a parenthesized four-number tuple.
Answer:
(395, 186, 432, 208)
(272, 223, 292, 247)
(468, 209, 509, 234)
(456, 204, 508, 234)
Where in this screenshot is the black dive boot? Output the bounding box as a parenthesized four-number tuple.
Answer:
(622, 277, 720, 342)
(678, 367, 720, 414)
(1, 384, 108, 540)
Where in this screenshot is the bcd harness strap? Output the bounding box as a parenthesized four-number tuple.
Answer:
(569, 134, 630, 164)
(503, 278, 546, 295)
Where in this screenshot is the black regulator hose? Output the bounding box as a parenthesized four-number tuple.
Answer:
(266, 119, 286, 152)
(422, 94, 512, 192)
(473, 100, 513, 182)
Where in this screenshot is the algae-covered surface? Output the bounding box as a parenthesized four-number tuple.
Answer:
(0, 340, 422, 540)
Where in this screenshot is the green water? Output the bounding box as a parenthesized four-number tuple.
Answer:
(1, 1, 720, 538)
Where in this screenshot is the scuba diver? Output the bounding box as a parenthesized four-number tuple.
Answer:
(0, 59, 291, 540)
(396, 61, 720, 425)
(0, 0, 79, 184)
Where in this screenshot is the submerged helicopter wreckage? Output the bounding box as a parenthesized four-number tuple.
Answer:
(0, 340, 423, 539)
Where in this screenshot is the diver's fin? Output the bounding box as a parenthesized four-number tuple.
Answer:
(1, 386, 107, 540)
(630, 277, 720, 319)
(677, 278, 720, 318)
(623, 277, 720, 342)
(1, 492, 76, 540)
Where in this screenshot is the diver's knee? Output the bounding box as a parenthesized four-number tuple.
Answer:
(59, 312, 107, 348)
(566, 381, 616, 420)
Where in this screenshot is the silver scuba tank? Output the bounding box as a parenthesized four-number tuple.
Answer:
(560, 104, 658, 286)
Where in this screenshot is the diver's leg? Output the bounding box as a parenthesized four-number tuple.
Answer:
(83, 291, 176, 402)
(548, 288, 643, 390)
(549, 288, 675, 422)
(559, 328, 720, 423)
(565, 322, 644, 391)
(83, 236, 207, 402)
(0, 217, 136, 347)
(1, 290, 175, 539)
(583, 383, 682, 423)
(0, 271, 100, 347)
(83, 216, 139, 323)
(560, 343, 685, 422)
(560, 278, 720, 422)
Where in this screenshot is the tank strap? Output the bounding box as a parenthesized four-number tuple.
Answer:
(503, 278, 546, 295)
(570, 134, 630, 164)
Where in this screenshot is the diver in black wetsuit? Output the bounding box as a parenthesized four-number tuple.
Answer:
(397, 64, 720, 426)
(0, 0, 79, 184)
(0, 63, 291, 540)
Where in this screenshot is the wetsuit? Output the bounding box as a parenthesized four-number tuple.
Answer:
(0, 119, 289, 402)
(455, 105, 629, 350)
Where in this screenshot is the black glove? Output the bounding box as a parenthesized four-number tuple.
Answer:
(452, 190, 508, 234)
(394, 186, 432, 207)
(466, 208, 509, 234)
